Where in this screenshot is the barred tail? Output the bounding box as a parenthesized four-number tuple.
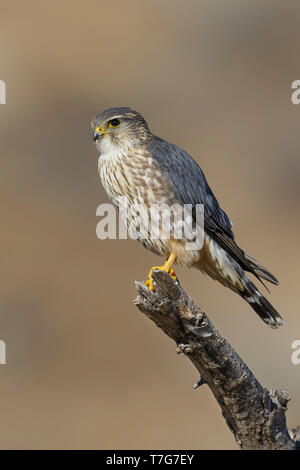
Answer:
(240, 277, 284, 329)
(199, 237, 283, 328)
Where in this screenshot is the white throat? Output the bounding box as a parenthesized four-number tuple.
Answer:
(97, 137, 135, 173)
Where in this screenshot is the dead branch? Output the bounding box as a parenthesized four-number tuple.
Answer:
(134, 270, 299, 450)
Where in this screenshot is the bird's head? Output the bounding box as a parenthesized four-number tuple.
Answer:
(91, 107, 151, 154)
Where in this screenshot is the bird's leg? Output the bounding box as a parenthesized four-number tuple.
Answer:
(145, 253, 177, 291)
(162, 253, 177, 281)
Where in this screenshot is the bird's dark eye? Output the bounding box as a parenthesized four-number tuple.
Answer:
(109, 118, 121, 128)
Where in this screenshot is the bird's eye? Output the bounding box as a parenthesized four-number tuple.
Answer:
(108, 118, 121, 128)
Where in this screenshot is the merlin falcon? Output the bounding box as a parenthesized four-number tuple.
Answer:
(92, 107, 283, 328)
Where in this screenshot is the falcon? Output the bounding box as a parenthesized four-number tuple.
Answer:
(92, 107, 283, 328)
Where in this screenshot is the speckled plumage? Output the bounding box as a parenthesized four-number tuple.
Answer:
(92, 107, 283, 328)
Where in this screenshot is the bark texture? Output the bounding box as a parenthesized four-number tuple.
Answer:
(134, 270, 299, 450)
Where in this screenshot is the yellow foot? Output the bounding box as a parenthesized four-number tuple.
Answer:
(145, 265, 177, 291)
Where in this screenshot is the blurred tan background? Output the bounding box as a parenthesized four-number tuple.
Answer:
(0, 0, 299, 450)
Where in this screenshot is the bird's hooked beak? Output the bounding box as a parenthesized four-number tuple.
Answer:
(93, 126, 106, 142)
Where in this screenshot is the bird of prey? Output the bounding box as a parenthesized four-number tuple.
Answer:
(92, 107, 283, 328)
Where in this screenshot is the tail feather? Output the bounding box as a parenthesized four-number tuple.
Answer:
(245, 253, 279, 286)
(241, 277, 284, 328)
(201, 236, 283, 328)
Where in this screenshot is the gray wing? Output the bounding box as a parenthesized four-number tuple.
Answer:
(149, 136, 234, 238)
(149, 136, 272, 282)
